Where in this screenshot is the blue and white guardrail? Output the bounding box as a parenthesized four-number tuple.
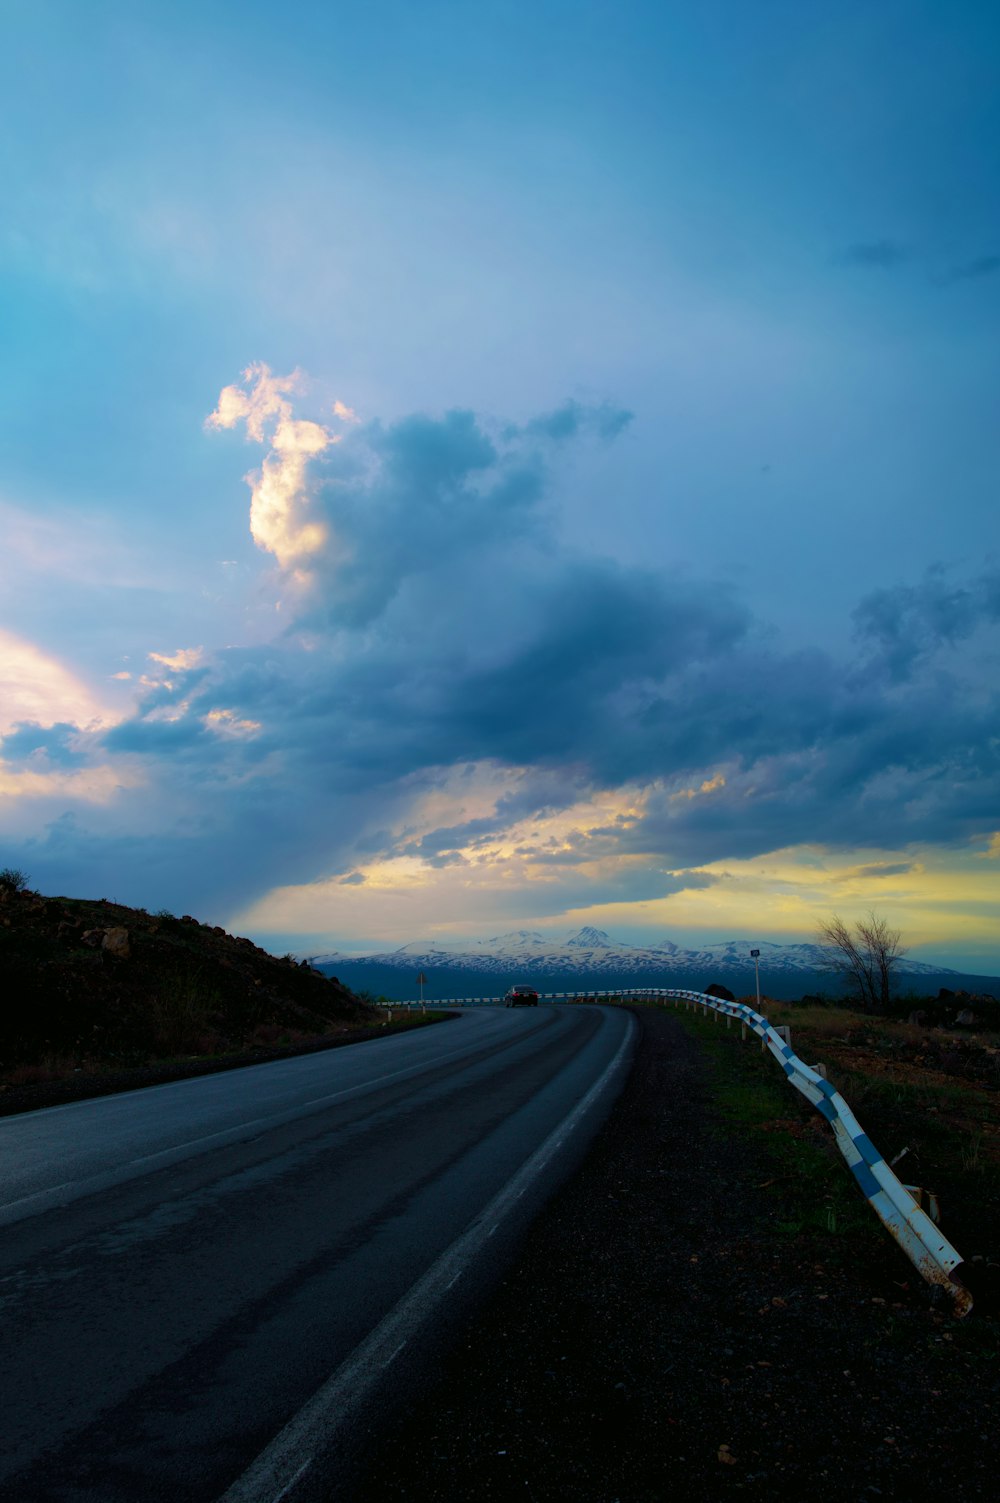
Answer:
(395, 985, 972, 1314)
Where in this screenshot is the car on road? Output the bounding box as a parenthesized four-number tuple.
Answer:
(504, 985, 539, 1007)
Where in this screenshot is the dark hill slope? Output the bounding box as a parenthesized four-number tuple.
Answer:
(0, 884, 375, 1076)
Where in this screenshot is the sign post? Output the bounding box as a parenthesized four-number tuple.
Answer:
(416, 972, 427, 1015)
(750, 949, 761, 1011)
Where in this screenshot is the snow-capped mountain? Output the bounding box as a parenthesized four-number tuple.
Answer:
(565, 926, 613, 948)
(308, 927, 956, 978)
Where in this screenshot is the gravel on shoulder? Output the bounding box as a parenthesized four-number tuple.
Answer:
(352, 1005, 999, 1501)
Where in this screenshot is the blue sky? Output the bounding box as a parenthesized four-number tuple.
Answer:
(1, 1, 998, 968)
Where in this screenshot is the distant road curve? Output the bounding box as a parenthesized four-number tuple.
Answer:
(0, 1003, 634, 1503)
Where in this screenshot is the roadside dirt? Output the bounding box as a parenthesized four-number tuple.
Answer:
(353, 1006, 999, 1501)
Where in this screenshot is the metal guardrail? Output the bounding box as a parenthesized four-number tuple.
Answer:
(649, 989, 971, 1316)
(395, 985, 972, 1314)
(392, 991, 629, 1006)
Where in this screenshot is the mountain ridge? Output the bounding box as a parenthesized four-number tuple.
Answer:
(308, 927, 960, 979)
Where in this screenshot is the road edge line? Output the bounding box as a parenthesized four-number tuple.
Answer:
(216, 1007, 636, 1503)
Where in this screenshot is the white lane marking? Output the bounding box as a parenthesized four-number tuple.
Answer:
(0, 1016, 552, 1224)
(382, 1342, 407, 1368)
(126, 1118, 283, 1166)
(123, 1042, 470, 1167)
(272, 1459, 312, 1503)
(0, 1180, 78, 1217)
(216, 1008, 636, 1503)
(131, 1017, 558, 1169)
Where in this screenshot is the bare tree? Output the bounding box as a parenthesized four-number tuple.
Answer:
(818, 910, 906, 1013)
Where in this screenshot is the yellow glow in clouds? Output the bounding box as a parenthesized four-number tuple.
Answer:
(0, 630, 112, 735)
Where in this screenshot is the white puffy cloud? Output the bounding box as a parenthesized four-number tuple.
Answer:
(148, 647, 205, 672)
(207, 363, 300, 443)
(206, 363, 358, 572)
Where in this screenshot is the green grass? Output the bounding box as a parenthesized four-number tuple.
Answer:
(651, 996, 1000, 1305)
(670, 1006, 890, 1257)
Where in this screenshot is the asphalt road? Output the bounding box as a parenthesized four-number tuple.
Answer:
(0, 1004, 634, 1502)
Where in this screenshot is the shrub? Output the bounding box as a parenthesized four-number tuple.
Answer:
(144, 970, 220, 1054)
(0, 866, 30, 892)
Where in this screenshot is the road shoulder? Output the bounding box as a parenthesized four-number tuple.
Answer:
(352, 1004, 999, 1501)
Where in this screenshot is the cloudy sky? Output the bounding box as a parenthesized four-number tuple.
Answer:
(2, 1, 998, 969)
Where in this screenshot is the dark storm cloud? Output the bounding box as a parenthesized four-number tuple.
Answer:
(27, 398, 994, 919)
(423, 850, 469, 869)
(17, 815, 238, 914)
(430, 561, 750, 773)
(462, 861, 719, 917)
(839, 240, 910, 269)
(533, 864, 717, 909)
(105, 718, 211, 754)
(633, 674, 1000, 866)
(298, 401, 630, 632)
(410, 817, 501, 856)
(0, 722, 86, 766)
(854, 863, 914, 879)
(520, 400, 633, 442)
(937, 252, 1000, 286)
(116, 568, 994, 905)
(852, 564, 1000, 682)
(390, 774, 598, 864)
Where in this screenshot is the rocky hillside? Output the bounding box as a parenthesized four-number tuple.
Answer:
(0, 881, 375, 1076)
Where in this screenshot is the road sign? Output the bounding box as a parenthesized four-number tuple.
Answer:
(416, 972, 427, 984)
(750, 949, 760, 958)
